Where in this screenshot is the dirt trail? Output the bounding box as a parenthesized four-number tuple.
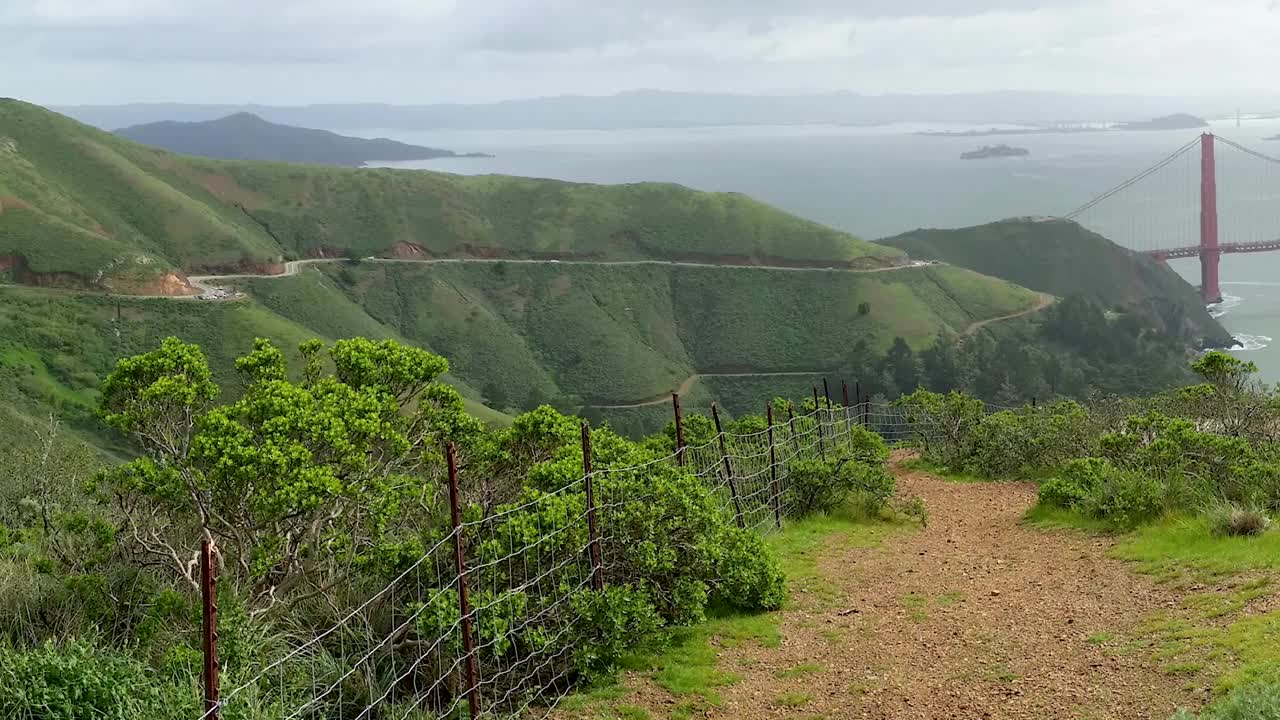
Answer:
(630, 457, 1202, 719)
(962, 292, 1056, 337)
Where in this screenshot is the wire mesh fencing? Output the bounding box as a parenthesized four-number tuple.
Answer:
(195, 395, 1005, 720)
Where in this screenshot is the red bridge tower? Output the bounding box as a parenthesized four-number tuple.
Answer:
(1200, 133, 1222, 303)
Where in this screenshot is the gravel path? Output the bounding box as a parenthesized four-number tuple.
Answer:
(640, 458, 1202, 719)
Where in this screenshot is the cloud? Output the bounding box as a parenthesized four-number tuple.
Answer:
(2, 0, 1278, 104)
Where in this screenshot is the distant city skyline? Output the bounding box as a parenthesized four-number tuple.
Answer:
(4, 0, 1280, 106)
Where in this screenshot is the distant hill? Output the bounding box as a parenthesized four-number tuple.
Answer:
(878, 218, 1233, 347)
(0, 99, 900, 291)
(1114, 114, 1208, 131)
(114, 112, 485, 167)
(52, 91, 1214, 131)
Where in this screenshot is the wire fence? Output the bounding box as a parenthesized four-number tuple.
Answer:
(195, 394, 1025, 720)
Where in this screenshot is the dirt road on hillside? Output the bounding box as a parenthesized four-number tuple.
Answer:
(962, 292, 1056, 337)
(604, 456, 1203, 719)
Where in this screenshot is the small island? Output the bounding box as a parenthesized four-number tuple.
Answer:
(961, 144, 1030, 160)
(1114, 113, 1208, 131)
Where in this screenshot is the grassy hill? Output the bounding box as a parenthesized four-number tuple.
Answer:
(878, 218, 1232, 346)
(0, 99, 901, 290)
(0, 260, 1038, 446)
(115, 113, 480, 167)
(246, 261, 1038, 420)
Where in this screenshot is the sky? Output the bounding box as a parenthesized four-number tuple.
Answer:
(3, 0, 1280, 105)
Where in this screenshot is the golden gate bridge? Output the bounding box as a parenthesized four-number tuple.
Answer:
(1065, 133, 1280, 303)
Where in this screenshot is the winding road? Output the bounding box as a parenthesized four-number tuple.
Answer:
(185, 256, 943, 297)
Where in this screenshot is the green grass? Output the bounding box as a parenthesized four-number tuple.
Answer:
(1113, 517, 1280, 581)
(1022, 504, 1118, 533)
(774, 691, 814, 708)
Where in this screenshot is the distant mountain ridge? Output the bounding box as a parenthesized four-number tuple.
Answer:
(54, 90, 1224, 131)
(114, 112, 486, 167)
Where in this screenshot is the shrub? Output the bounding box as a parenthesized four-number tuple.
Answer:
(896, 390, 984, 470)
(569, 586, 662, 683)
(711, 528, 786, 612)
(1037, 457, 1110, 510)
(1081, 470, 1165, 528)
(786, 457, 895, 518)
(1207, 504, 1272, 537)
(0, 639, 196, 720)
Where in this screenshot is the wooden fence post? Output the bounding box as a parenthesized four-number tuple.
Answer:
(446, 443, 481, 720)
(710, 402, 745, 529)
(582, 422, 604, 591)
(841, 379, 853, 441)
(201, 539, 221, 720)
(767, 403, 781, 528)
(672, 392, 686, 466)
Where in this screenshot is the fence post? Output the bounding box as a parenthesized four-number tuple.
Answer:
(841, 380, 853, 442)
(672, 392, 686, 467)
(861, 392, 870, 428)
(200, 539, 221, 720)
(812, 386, 826, 461)
(787, 402, 801, 454)
(1032, 396, 1038, 409)
(446, 443, 481, 720)
(710, 402, 745, 529)
(581, 421, 604, 592)
(823, 378, 832, 408)
(767, 403, 781, 529)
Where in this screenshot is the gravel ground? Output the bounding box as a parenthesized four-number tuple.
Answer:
(613, 457, 1208, 719)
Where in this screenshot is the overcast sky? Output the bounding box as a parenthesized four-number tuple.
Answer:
(4, 0, 1279, 105)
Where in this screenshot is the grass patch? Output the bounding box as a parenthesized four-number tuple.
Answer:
(774, 691, 814, 708)
(1114, 516, 1280, 581)
(1022, 503, 1117, 533)
(1086, 632, 1113, 645)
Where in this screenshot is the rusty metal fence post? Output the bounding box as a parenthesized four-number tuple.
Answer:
(812, 386, 826, 461)
(841, 379, 853, 443)
(446, 443, 481, 719)
(672, 392, 686, 467)
(710, 402, 745, 529)
(767, 403, 781, 529)
(581, 422, 604, 591)
(200, 539, 221, 720)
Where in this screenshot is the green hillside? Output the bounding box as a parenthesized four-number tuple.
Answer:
(0, 99, 900, 289)
(878, 218, 1232, 346)
(262, 262, 1036, 404)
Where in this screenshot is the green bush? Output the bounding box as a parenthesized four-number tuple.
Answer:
(569, 585, 662, 683)
(711, 528, 786, 612)
(1082, 469, 1165, 528)
(0, 639, 196, 720)
(786, 456, 895, 518)
(1037, 457, 1111, 509)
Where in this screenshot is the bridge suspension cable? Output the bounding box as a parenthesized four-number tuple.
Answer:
(1063, 137, 1201, 220)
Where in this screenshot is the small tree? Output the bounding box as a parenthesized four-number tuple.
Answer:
(96, 336, 480, 612)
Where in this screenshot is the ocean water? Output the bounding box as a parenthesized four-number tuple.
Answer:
(356, 118, 1280, 382)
